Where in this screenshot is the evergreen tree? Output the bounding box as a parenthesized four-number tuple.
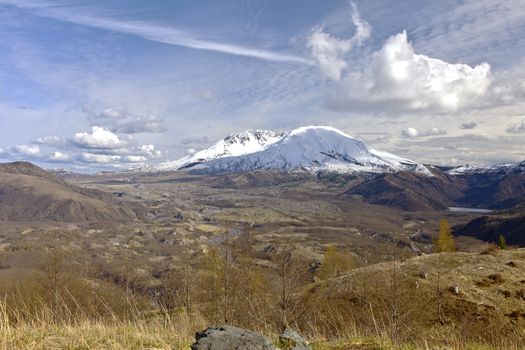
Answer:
(498, 234, 507, 250)
(432, 219, 456, 253)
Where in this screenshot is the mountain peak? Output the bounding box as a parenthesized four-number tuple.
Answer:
(288, 125, 354, 138)
(156, 129, 283, 171)
(155, 125, 430, 175)
(222, 129, 285, 149)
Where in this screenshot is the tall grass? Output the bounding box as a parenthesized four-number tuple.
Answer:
(1, 249, 524, 349)
(0, 284, 524, 350)
(0, 292, 205, 350)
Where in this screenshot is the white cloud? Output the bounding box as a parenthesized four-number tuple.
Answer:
(328, 31, 492, 112)
(88, 107, 166, 134)
(124, 155, 147, 163)
(77, 153, 121, 164)
(98, 106, 127, 119)
(401, 127, 419, 138)
(401, 126, 447, 138)
(186, 148, 197, 155)
(21, 123, 167, 169)
(49, 151, 70, 162)
(13, 144, 40, 157)
(71, 141, 164, 166)
(506, 119, 525, 134)
(307, 3, 370, 81)
(72, 126, 127, 149)
(307, 28, 351, 81)
(138, 144, 163, 158)
(77, 152, 148, 164)
(35, 135, 62, 145)
(350, 2, 371, 46)
(422, 127, 448, 136)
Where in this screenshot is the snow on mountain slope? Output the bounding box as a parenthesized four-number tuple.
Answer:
(185, 126, 430, 175)
(447, 160, 525, 176)
(157, 130, 284, 171)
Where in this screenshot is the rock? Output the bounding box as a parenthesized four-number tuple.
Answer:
(279, 328, 311, 350)
(191, 325, 277, 350)
(419, 271, 428, 279)
(448, 286, 460, 295)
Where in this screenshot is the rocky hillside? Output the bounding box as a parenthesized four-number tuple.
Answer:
(305, 249, 525, 341)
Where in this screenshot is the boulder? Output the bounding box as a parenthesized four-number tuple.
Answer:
(279, 329, 311, 350)
(191, 325, 277, 350)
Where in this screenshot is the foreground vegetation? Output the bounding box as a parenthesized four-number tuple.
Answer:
(0, 307, 523, 349)
(0, 238, 524, 349)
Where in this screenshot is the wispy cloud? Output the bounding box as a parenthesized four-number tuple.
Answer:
(307, 2, 370, 80)
(0, 0, 313, 65)
(412, 0, 525, 66)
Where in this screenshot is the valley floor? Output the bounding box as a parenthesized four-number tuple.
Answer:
(0, 166, 524, 349)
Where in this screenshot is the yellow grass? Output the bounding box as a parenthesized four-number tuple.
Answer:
(1, 318, 523, 350)
(0, 305, 204, 350)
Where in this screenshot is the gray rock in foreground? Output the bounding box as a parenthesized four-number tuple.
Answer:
(191, 325, 278, 350)
(279, 329, 310, 350)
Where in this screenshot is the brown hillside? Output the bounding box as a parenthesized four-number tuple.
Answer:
(344, 171, 466, 210)
(0, 162, 140, 222)
(454, 210, 525, 246)
(303, 249, 525, 344)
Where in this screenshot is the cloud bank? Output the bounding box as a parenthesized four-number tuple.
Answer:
(88, 107, 167, 134)
(328, 31, 492, 113)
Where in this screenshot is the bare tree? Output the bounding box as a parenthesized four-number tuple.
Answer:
(274, 242, 307, 331)
(38, 249, 66, 314)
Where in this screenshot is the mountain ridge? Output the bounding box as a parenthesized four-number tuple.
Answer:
(157, 129, 283, 171)
(157, 126, 430, 175)
(0, 162, 143, 222)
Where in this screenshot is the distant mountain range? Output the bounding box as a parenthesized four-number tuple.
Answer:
(1, 125, 523, 246)
(447, 161, 525, 176)
(153, 126, 525, 179)
(146, 125, 525, 219)
(156, 126, 430, 175)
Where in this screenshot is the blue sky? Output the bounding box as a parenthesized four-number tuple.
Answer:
(0, 0, 524, 171)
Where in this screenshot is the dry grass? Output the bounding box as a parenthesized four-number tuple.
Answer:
(0, 295, 207, 350)
(1, 247, 525, 349)
(0, 317, 203, 349)
(2, 318, 523, 350)
(0, 299, 523, 349)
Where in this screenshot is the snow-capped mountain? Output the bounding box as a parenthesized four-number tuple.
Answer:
(157, 130, 284, 171)
(158, 126, 430, 175)
(447, 160, 525, 176)
(49, 168, 81, 179)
